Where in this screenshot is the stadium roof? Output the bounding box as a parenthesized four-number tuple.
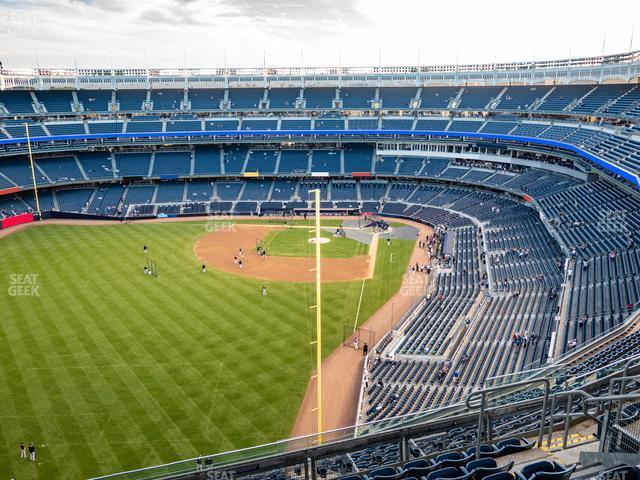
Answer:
(1, 50, 639, 90)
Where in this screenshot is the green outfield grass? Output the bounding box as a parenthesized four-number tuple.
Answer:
(259, 228, 369, 258)
(0, 222, 413, 480)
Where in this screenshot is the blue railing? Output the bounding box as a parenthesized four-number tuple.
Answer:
(1, 129, 638, 189)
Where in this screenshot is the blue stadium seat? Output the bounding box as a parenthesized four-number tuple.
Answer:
(189, 89, 225, 110)
(77, 90, 112, 112)
(304, 88, 337, 109)
(115, 90, 147, 111)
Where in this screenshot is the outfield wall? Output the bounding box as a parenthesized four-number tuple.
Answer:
(0, 212, 33, 229)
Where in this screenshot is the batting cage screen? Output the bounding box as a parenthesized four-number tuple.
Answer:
(146, 256, 158, 278)
(357, 213, 389, 232)
(343, 326, 375, 350)
(268, 211, 295, 224)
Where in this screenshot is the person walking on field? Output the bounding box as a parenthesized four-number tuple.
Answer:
(28, 442, 35, 461)
(353, 336, 359, 351)
(262, 285, 267, 296)
(20, 442, 26, 460)
(363, 343, 369, 357)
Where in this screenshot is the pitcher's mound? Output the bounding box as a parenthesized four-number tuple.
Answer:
(195, 224, 371, 282)
(308, 237, 331, 244)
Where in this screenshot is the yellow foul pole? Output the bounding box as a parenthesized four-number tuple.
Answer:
(313, 189, 322, 444)
(25, 123, 42, 219)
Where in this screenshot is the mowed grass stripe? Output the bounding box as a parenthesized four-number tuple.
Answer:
(21, 279, 107, 477)
(90, 229, 209, 464)
(44, 226, 190, 470)
(6, 230, 104, 478)
(74, 248, 206, 465)
(0, 223, 413, 479)
(36, 228, 170, 473)
(1, 235, 76, 480)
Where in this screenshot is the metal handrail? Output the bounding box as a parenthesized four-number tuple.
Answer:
(466, 378, 551, 458)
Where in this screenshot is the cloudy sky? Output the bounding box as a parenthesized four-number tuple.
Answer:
(0, 0, 638, 69)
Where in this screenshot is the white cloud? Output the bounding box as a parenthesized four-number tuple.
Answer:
(0, 0, 638, 69)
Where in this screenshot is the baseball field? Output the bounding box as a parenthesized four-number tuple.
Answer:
(0, 218, 415, 480)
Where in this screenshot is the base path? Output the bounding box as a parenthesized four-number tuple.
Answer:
(291, 218, 433, 437)
(195, 224, 374, 283)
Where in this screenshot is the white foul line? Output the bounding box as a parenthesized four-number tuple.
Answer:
(353, 278, 366, 333)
